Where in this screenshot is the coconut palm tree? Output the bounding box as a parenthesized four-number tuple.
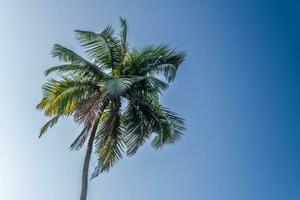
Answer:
(36, 17, 186, 200)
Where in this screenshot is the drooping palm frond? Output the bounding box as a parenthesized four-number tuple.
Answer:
(74, 95, 110, 127)
(39, 115, 61, 138)
(69, 126, 91, 151)
(123, 101, 152, 156)
(151, 106, 186, 148)
(148, 50, 186, 82)
(92, 124, 124, 177)
(99, 99, 121, 144)
(92, 100, 124, 177)
(142, 76, 169, 93)
(123, 91, 185, 154)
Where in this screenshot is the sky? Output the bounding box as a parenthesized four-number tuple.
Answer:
(0, 0, 299, 199)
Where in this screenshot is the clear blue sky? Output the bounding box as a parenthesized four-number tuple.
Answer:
(0, 0, 299, 199)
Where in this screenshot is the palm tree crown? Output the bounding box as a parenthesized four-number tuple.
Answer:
(37, 17, 185, 182)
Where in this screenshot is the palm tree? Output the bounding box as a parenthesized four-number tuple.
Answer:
(36, 17, 186, 200)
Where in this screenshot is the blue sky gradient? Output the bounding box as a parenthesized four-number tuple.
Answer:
(0, 0, 299, 199)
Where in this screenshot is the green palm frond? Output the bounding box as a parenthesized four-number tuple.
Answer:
(119, 17, 128, 53)
(92, 101, 124, 177)
(143, 76, 169, 93)
(75, 30, 98, 44)
(38, 76, 99, 116)
(92, 124, 124, 177)
(50, 44, 107, 79)
(100, 100, 121, 144)
(123, 95, 156, 155)
(148, 49, 186, 82)
(124, 93, 185, 154)
(151, 106, 185, 148)
(152, 63, 177, 82)
(44, 64, 108, 81)
(75, 26, 121, 70)
(52, 44, 88, 64)
(39, 115, 61, 138)
(128, 45, 186, 82)
(103, 76, 144, 97)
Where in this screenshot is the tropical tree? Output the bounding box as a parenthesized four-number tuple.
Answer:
(36, 17, 186, 200)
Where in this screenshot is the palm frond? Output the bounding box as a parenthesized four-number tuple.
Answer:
(69, 126, 91, 151)
(38, 76, 99, 116)
(51, 44, 108, 79)
(119, 17, 128, 53)
(100, 100, 121, 144)
(74, 95, 110, 126)
(143, 76, 169, 93)
(91, 100, 124, 177)
(153, 63, 177, 82)
(128, 45, 186, 82)
(148, 49, 186, 82)
(123, 97, 153, 156)
(103, 76, 144, 97)
(52, 44, 86, 63)
(124, 92, 185, 153)
(75, 30, 98, 44)
(39, 115, 60, 138)
(151, 106, 185, 148)
(75, 26, 121, 70)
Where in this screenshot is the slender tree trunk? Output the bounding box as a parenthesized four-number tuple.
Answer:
(80, 96, 109, 200)
(80, 117, 99, 200)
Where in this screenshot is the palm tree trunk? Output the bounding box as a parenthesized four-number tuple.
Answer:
(80, 96, 109, 200)
(80, 117, 99, 200)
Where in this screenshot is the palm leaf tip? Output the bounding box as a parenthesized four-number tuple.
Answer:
(119, 16, 128, 49)
(74, 30, 97, 39)
(151, 107, 185, 149)
(39, 115, 60, 138)
(69, 126, 90, 151)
